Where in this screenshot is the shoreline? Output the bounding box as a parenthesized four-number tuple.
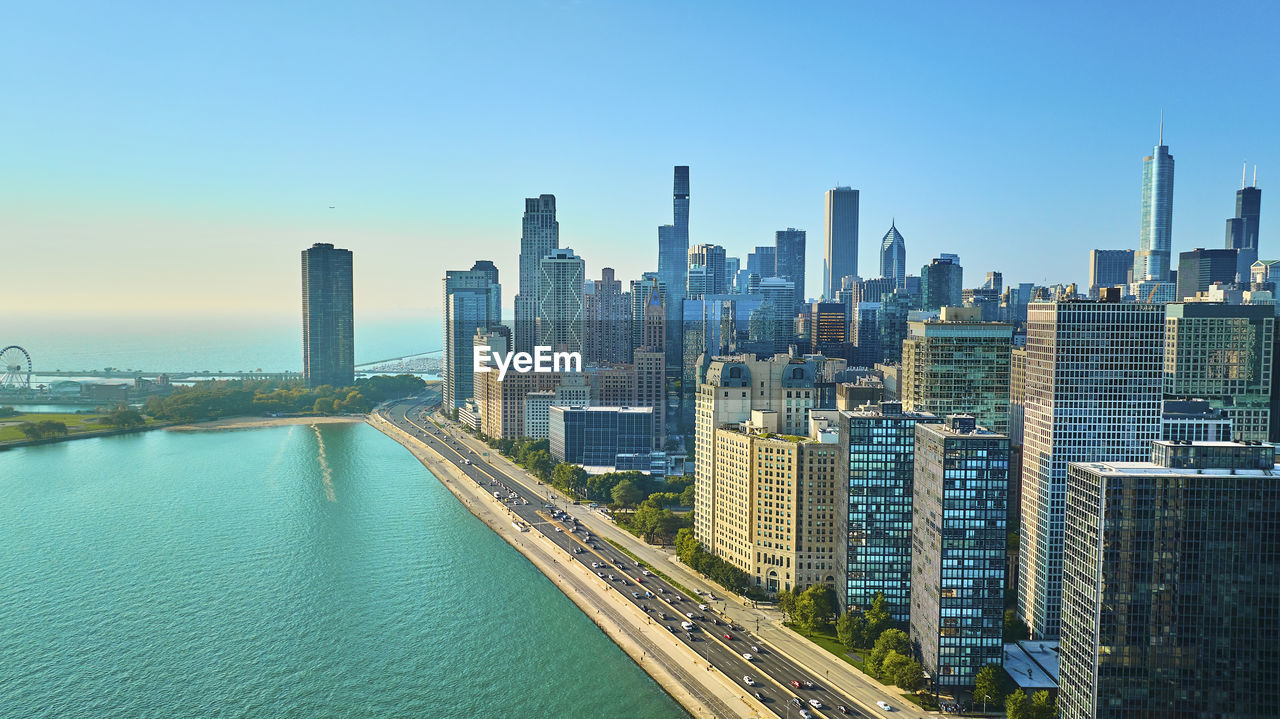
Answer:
(367, 412, 766, 719)
(166, 415, 365, 431)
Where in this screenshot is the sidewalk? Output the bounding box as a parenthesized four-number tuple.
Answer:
(439, 416, 934, 718)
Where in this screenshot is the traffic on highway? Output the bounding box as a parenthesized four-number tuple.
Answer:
(379, 396, 897, 719)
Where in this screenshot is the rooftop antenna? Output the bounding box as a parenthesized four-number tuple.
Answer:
(1253, 165, 1258, 188)
(1159, 109, 1164, 146)
(1243, 162, 1248, 190)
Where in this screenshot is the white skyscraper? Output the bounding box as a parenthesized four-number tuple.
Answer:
(536, 248, 586, 355)
(1018, 299, 1165, 639)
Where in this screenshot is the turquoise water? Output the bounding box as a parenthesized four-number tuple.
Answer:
(0, 423, 685, 718)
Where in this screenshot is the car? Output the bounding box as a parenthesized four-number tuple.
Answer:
(636, 577, 644, 583)
(694, 589, 703, 595)
(607, 574, 615, 580)
(621, 579, 630, 586)
(809, 699, 822, 709)
(554, 527, 562, 532)
(723, 633, 733, 640)
(799, 711, 811, 719)
(589, 502, 599, 508)
(754, 691, 764, 701)
(876, 701, 894, 711)
(790, 680, 802, 689)
(656, 587, 664, 593)
(642, 570, 651, 576)
(685, 612, 695, 619)
(681, 621, 694, 630)
(751, 644, 762, 653)
(837, 706, 849, 715)
(698, 603, 709, 611)
(644, 591, 653, 599)
(596, 572, 604, 578)
(741, 653, 753, 661)
(632, 592, 641, 598)
(742, 676, 755, 686)
(803, 681, 815, 689)
(591, 562, 599, 568)
(708, 594, 718, 601)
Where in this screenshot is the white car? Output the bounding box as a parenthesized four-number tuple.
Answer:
(877, 700, 894, 711)
(809, 699, 822, 709)
(741, 653, 753, 661)
(742, 675, 755, 686)
(698, 604, 709, 611)
(642, 570, 651, 576)
(686, 612, 696, 619)
(592, 562, 600, 568)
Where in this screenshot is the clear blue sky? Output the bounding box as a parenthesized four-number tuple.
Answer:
(3, 1, 1277, 321)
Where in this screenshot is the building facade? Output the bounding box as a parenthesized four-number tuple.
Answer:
(301, 242, 354, 389)
(910, 416, 1009, 688)
(514, 194, 559, 353)
(880, 223, 907, 290)
(1087, 249, 1134, 298)
(536, 248, 586, 355)
(900, 313, 1014, 434)
(920, 255, 963, 311)
(1135, 126, 1175, 281)
(843, 402, 941, 621)
(585, 267, 632, 365)
(1226, 173, 1261, 279)
(775, 228, 807, 313)
(443, 261, 501, 408)
(549, 406, 655, 467)
(824, 187, 860, 299)
(1018, 300, 1166, 638)
(1175, 248, 1239, 300)
(1059, 441, 1280, 719)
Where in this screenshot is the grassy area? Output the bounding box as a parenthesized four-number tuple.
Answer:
(0, 412, 113, 442)
(604, 538, 699, 599)
(785, 622, 870, 673)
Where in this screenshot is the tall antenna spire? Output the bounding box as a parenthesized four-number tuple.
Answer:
(1159, 109, 1164, 146)
(1243, 162, 1248, 190)
(1253, 165, 1258, 188)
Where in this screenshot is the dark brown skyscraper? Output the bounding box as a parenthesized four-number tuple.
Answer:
(302, 243, 354, 388)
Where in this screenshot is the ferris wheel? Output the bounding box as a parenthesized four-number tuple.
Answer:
(0, 345, 32, 390)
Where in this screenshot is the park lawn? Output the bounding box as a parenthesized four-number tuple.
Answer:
(0, 412, 140, 442)
(785, 621, 872, 673)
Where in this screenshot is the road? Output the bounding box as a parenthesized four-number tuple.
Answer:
(378, 396, 913, 719)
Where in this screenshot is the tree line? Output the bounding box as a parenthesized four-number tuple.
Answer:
(143, 375, 425, 423)
(674, 528, 754, 596)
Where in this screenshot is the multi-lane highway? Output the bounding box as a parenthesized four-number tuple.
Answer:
(379, 396, 901, 719)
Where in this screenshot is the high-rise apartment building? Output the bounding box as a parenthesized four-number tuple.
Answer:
(514, 195, 559, 353)
(1018, 299, 1165, 638)
(1175, 247, 1239, 299)
(657, 166, 691, 373)
(824, 187, 860, 299)
(705, 408, 845, 595)
(584, 267, 631, 365)
(900, 311, 1014, 434)
(920, 255, 963, 311)
(748, 245, 776, 280)
(1226, 166, 1262, 279)
(1135, 121, 1175, 281)
(1087, 249, 1135, 298)
(630, 272, 666, 350)
(1164, 302, 1274, 441)
(911, 415, 1009, 688)
(775, 228, 807, 313)
(443, 260, 502, 408)
(301, 242, 354, 389)
(536, 248, 585, 355)
(688, 244, 728, 297)
(1059, 441, 1280, 719)
(757, 277, 797, 354)
(879, 223, 907, 290)
(843, 402, 941, 621)
(694, 356, 818, 558)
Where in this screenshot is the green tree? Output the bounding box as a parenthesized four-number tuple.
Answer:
(973, 663, 1006, 710)
(891, 656, 923, 691)
(792, 592, 817, 632)
(1005, 689, 1030, 719)
(836, 611, 868, 651)
(1004, 609, 1031, 642)
(104, 406, 145, 428)
(611, 479, 643, 507)
(675, 528, 697, 561)
(776, 588, 796, 621)
(0, 406, 17, 418)
(1029, 690, 1057, 719)
(867, 628, 910, 677)
(864, 592, 894, 641)
(679, 483, 696, 506)
(524, 449, 554, 481)
(798, 584, 838, 631)
(630, 503, 663, 542)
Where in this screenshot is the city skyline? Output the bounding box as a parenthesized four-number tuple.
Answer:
(4, 2, 1277, 321)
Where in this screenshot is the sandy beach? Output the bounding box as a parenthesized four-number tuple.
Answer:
(166, 415, 366, 432)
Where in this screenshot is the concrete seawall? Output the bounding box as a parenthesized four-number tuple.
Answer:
(368, 413, 767, 719)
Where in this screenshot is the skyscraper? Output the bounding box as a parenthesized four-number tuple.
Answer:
(824, 187, 859, 298)
(843, 402, 941, 621)
(1087, 249, 1134, 298)
(1226, 165, 1262, 279)
(1059, 441, 1280, 719)
(301, 242, 354, 389)
(657, 166, 691, 373)
(1018, 299, 1165, 638)
(1174, 247, 1240, 299)
(911, 415, 1009, 688)
(900, 311, 1014, 434)
(584, 267, 631, 365)
(1135, 119, 1175, 281)
(724, 256, 741, 293)
(514, 195, 559, 353)
(920, 255, 963, 311)
(630, 272, 666, 350)
(774, 228, 807, 313)
(747, 245, 776, 279)
(688, 244, 728, 296)
(443, 260, 502, 408)
(536, 248, 585, 355)
(879, 223, 906, 290)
